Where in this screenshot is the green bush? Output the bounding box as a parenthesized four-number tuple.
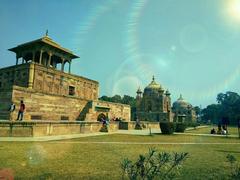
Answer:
(100, 125, 108, 132)
(175, 123, 187, 132)
(135, 123, 142, 130)
(142, 123, 146, 128)
(226, 154, 240, 179)
(121, 147, 189, 180)
(185, 122, 199, 128)
(160, 122, 175, 134)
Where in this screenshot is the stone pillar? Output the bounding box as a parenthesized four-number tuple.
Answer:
(39, 50, 43, 65)
(32, 52, 35, 62)
(68, 60, 71, 74)
(16, 55, 19, 65)
(21, 57, 24, 64)
(28, 63, 35, 89)
(48, 53, 52, 67)
(61, 58, 65, 72)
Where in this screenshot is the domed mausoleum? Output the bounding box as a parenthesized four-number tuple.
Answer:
(172, 95, 196, 122)
(135, 76, 172, 122)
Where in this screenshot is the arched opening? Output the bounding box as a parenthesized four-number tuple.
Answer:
(35, 51, 40, 64)
(42, 52, 49, 66)
(51, 55, 62, 70)
(97, 113, 106, 122)
(23, 52, 34, 63)
(64, 61, 70, 73)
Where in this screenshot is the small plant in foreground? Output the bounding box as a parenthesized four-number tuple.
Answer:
(121, 147, 188, 180)
(226, 154, 240, 180)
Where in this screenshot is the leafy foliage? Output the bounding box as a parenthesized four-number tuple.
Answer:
(202, 91, 240, 125)
(135, 123, 142, 130)
(160, 122, 175, 134)
(99, 125, 108, 132)
(226, 154, 240, 180)
(121, 148, 188, 180)
(175, 123, 186, 132)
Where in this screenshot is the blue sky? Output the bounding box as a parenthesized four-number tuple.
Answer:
(1, 0, 240, 107)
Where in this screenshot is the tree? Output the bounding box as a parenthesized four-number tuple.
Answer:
(216, 91, 240, 124)
(111, 95, 122, 103)
(201, 104, 221, 124)
(122, 95, 136, 106)
(194, 106, 201, 117)
(99, 95, 111, 102)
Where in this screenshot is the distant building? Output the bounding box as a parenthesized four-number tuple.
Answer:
(172, 95, 196, 123)
(135, 77, 196, 123)
(135, 76, 172, 122)
(0, 34, 130, 121)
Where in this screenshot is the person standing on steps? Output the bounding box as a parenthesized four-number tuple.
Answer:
(16, 100, 25, 121)
(8, 102, 15, 121)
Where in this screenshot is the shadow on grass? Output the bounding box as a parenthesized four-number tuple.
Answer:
(216, 150, 240, 154)
(151, 133, 177, 136)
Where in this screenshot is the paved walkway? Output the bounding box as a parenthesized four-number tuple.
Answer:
(0, 132, 116, 142)
(0, 127, 238, 142)
(49, 141, 240, 145)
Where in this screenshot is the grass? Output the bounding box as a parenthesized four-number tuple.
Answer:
(186, 126, 240, 136)
(0, 133, 240, 179)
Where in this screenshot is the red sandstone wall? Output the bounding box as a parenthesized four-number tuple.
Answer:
(11, 87, 89, 121)
(32, 64, 99, 101)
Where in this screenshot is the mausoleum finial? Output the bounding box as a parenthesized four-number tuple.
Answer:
(45, 29, 48, 36)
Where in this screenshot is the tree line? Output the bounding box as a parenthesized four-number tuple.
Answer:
(201, 91, 240, 125)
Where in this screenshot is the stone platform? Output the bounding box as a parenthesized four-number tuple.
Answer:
(0, 121, 119, 137)
(119, 121, 160, 130)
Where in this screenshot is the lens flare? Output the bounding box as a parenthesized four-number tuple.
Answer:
(72, 0, 119, 53)
(226, 0, 240, 21)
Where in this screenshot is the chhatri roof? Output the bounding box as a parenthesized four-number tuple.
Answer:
(8, 34, 79, 59)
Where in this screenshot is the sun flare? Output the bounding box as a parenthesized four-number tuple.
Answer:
(226, 0, 240, 21)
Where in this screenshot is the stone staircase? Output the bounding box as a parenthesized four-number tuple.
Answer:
(0, 111, 10, 120)
(77, 101, 96, 121)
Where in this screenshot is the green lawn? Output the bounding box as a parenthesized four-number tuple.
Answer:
(0, 134, 240, 179)
(186, 126, 240, 136)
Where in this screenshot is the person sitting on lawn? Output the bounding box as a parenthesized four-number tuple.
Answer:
(210, 128, 216, 134)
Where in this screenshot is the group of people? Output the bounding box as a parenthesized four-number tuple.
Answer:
(100, 116, 123, 126)
(210, 124, 228, 135)
(111, 117, 123, 122)
(9, 100, 25, 121)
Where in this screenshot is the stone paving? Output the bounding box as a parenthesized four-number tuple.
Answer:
(0, 126, 239, 142)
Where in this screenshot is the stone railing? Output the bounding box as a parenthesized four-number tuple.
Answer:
(0, 121, 119, 137)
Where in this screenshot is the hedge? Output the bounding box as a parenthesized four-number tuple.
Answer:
(175, 123, 186, 132)
(160, 122, 175, 134)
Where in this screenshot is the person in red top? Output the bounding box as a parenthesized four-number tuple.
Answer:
(16, 100, 25, 121)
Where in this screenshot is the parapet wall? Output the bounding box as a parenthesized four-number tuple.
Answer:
(0, 64, 30, 90)
(0, 121, 119, 137)
(119, 121, 160, 130)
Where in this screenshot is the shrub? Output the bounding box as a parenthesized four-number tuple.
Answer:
(185, 122, 199, 128)
(226, 154, 240, 179)
(175, 123, 187, 132)
(160, 122, 175, 134)
(135, 123, 142, 130)
(121, 147, 189, 180)
(99, 125, 108, 132)
(142, 123, 146, 128)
